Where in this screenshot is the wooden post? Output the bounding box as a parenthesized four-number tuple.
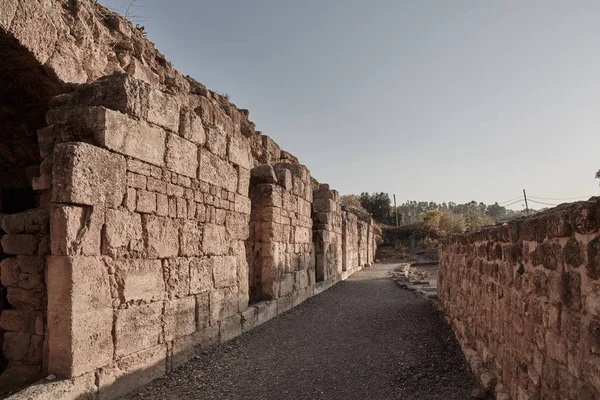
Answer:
(523, 189, 529, 216)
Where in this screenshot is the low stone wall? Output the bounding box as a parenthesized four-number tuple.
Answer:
(439, 198, 600, 399)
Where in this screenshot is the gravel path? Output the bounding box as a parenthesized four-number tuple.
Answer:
(123, 263, 476, 400)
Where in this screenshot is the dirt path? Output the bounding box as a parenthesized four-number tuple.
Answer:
(122, 264, 476, 400)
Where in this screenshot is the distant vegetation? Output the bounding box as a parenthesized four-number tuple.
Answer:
(342, 192, 536, 258)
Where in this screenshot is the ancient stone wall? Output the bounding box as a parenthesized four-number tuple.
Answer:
(313, 184, 343, 288)
(439, 198, 600, 399)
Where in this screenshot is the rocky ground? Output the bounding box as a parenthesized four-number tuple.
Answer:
(122, 263, 477, 400)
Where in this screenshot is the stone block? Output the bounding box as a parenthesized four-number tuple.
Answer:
(98, 344, 167, 400)
(293, 287, 309, 307)
(189, 258, 213, 294)
(219, 314, 242, 343)
(114, 302, 163, 358)
(212, 256, 238, 288)
(279, 273, 295, 297)
(50, 205, 103, 256)
(587, 283, 600, 319)
(180, 221, 203, 257)
(1, 234, 41, 255)
(166, 133, 198, 178)
(179, 107, 206, 146)
(210, 287, 239, 324)
(237, 166, 250, 196)
(205, 126, 227, 158)
(241, 307, 258, 333)
(2, 207, 49, 234)
(196, 293, 210, 329)
(143, 215, 180, 258)
(53, 142, 126, 208)
(3, 332, 31, 361)
(148, 90, 180, 132)
(46, 256, 113, 378)
(163, 258, 190, 298)
(225, 211, 249, 241)
(277, 294, 293, 314)
(202, 224, 228, 255)
(113, 259, 164, 303)
(126, 58, 160, 86)
(164, 297, 197, 342)
(4, 372, 98, 400)
(0, 257, 19, 286)
(136, 190, 156, 213)
(198, 149, 237, 192)
(0, 310, 36, 333)
(255, 300, 278, 325)
(171, 325, 219, 370)
(127, 172, 146, 189)
(228, 133, 252, 170)
(103, 208, 143, 255)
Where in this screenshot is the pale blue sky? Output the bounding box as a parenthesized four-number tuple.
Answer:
(101, 0, 600, 210)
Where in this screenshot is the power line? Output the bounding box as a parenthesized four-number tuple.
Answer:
(503, 199, 524, 207)
(528, 199, 561, 207)
(498, 195, 524, 205)
(528, 195, 597, 201)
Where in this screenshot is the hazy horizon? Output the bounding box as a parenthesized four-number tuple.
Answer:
(100, 0, 600, 211)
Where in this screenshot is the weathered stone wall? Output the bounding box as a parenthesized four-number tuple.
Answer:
(439, 198, 600, 399)
(0, 1, 378, 397)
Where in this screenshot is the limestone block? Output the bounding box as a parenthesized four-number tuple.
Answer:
(273, 164, 293, 191)
(237, 166, 250, 196)
(126, 58, 160, 86)
(171, 325, 219, 370)
(219, 314, 242, 343)
(279, 273, 294, 297)
(202, 224, 228, 255)
(251, 164, 277, 184)
(225, 211, 249, 241)
(234, 195, 251, 215)
(181, 221, 203, 257)
(294, 270, 309, 290)
(0, 258, 19, 286)
(156, 193, 168, 216)
(2, 208, 49, 234)
(114, 302, 163, 358)
(113, 259, 164, 303)
(587, 283, 600, 319)
(89, 108, 166, 167)
(136, 190, 156, 214)
(127, 172, 146, 189)
(0, 233, 42, 256)
(196, 293, 210, 329)
(166, 133, 198, 178)
(293, 287, 309, 307)
(241, 307, 258, 333)
(212, 256, 238, 289)
(3, 332, 30, 361)
(0, 310, 36, 333)
(179, 107, 206, 146)
(163, 258, 190, 298)
(205, 126, 227, 158)
(210, 287, 239, 324)
(51, 205, 103, 256)
(255, 300, 278, 325)
(261, 135, 281, 163)
(228, 133, 252, 170)
(103, 208, 143, 255)
(6, 288, 44, 311)
(53, 142, 126, 208)
(189, 258, 213, 294)
(198, 149, 237, 192)
(0, 0, 18, 32)
(148, 90, 180, 132)
(98, 344, 167, 400)
(164, 297, 197, 342)
(143, 215, 180, 258)
(4, 372, 98, 400)
(46, 256, 113, 378)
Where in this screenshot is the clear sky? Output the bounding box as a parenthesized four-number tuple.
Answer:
(101, 0, 600, 210)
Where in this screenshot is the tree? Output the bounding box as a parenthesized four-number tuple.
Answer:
(359, 192, 393, 224)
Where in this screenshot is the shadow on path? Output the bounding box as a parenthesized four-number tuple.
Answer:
(123, 264, 475, 400)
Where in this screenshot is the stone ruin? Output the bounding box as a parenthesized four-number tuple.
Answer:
(439, 198, 600, 399)
(0, 1, 377, 398)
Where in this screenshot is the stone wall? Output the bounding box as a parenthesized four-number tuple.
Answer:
(0, 1, 378, 397)
(439, 198, 600, 399)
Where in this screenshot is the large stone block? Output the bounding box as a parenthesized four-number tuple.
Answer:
(205, 126, 227, 158)
(50, 205, 103, 256)
(163, 258, 190, 298)
(171, 325, 219, 370)
(212, 256, 238, 289)
(143, 215, 180, 258)
(147, 90, 180, 133)
(202, 224, 228, 255)
(103, 208, 143, 256)
(198, 149, 237, 192)
(1, 234, 41, 255)
(210, 287, 239, 324)
(189, 258, 213, 294)
(2, 207, 49, 234)
(53, 142, 126, 208)
(166, 133, 198, 178)
(179, 107, 206, 146)
(4, 371, 98, 400)
(114, 302, 163, 358)
(98, 344, 167, 400)
(180, 221, 202, 257)
(228, 133, 252, 170)
(46, 256, 113, 378)
(225, 211, 249, 241)
(164, 297, 197, 342)
(112, 259, 164, 303)
(219, 314, 242, 343)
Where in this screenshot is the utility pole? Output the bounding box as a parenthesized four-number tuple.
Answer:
(523, 189, 529, 216)
(393, 194, 399, 227)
